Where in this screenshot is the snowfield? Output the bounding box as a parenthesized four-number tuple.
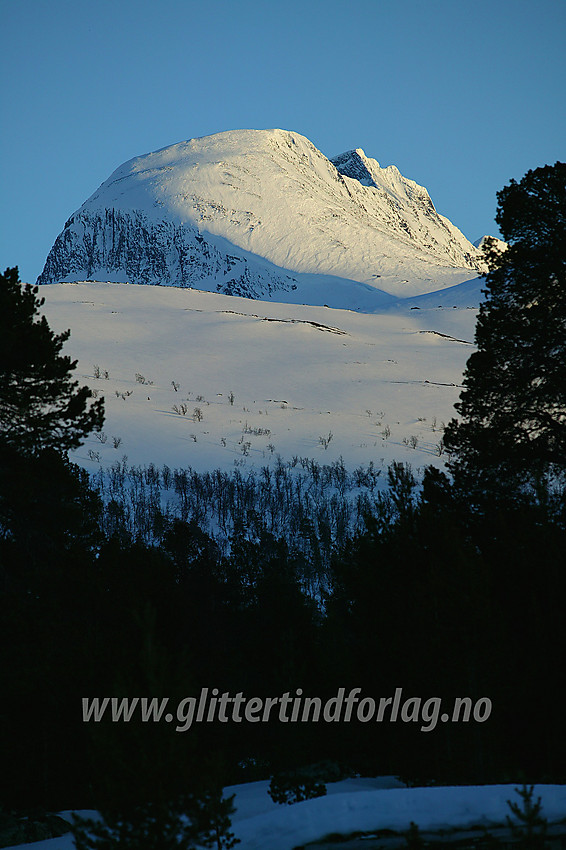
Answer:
(5, 781, 566, 850)
(39, 280, 482, 479)
(35, 126, 491, 481)
(226, 780, 566, 850)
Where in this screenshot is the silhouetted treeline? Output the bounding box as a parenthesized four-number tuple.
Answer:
(92, 456, 384, 592)
(1, 450, 565, 814)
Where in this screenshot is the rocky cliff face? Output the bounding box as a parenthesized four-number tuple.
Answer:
(330, 148, 479, 269)
(38, 128, 483, 300)
(38, 208, 297, 298)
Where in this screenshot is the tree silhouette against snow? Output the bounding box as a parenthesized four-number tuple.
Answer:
(0, 266, 104, 455)
(444, 162, 566, 497)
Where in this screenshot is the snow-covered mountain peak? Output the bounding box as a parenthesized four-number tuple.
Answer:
(331, 147, 432, 204)
(39, 128, 483, 304)
(473, 235, 508, 253)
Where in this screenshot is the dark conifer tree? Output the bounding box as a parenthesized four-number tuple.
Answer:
(0, 266, 105, 554)
(0, 266, 104, 456)
(444, 163, 566, 498)
(0, 267, 105, 807)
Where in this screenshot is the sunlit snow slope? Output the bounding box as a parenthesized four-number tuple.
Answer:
(38, 129, 483, 304)
(40, 281, 480, 476)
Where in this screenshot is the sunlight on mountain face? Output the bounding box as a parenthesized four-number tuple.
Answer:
(38, 129, 484, 303)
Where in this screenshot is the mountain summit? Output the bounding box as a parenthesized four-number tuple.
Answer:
(38, 129, 483, 306)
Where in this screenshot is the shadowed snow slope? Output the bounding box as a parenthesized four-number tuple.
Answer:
(227, 781, 566, 850)
(5, 783, 566, 850)
(38, 129, 483, 304)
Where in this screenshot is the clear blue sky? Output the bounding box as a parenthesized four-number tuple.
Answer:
(1, 0, 565, 284)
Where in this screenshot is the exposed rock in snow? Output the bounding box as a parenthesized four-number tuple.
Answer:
(38, 129, 483, 304)
(38, 208, 297, 299)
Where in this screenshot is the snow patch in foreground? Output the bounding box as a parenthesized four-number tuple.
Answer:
(228, 782, 566, 850)
(5, 783, 566, 850)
